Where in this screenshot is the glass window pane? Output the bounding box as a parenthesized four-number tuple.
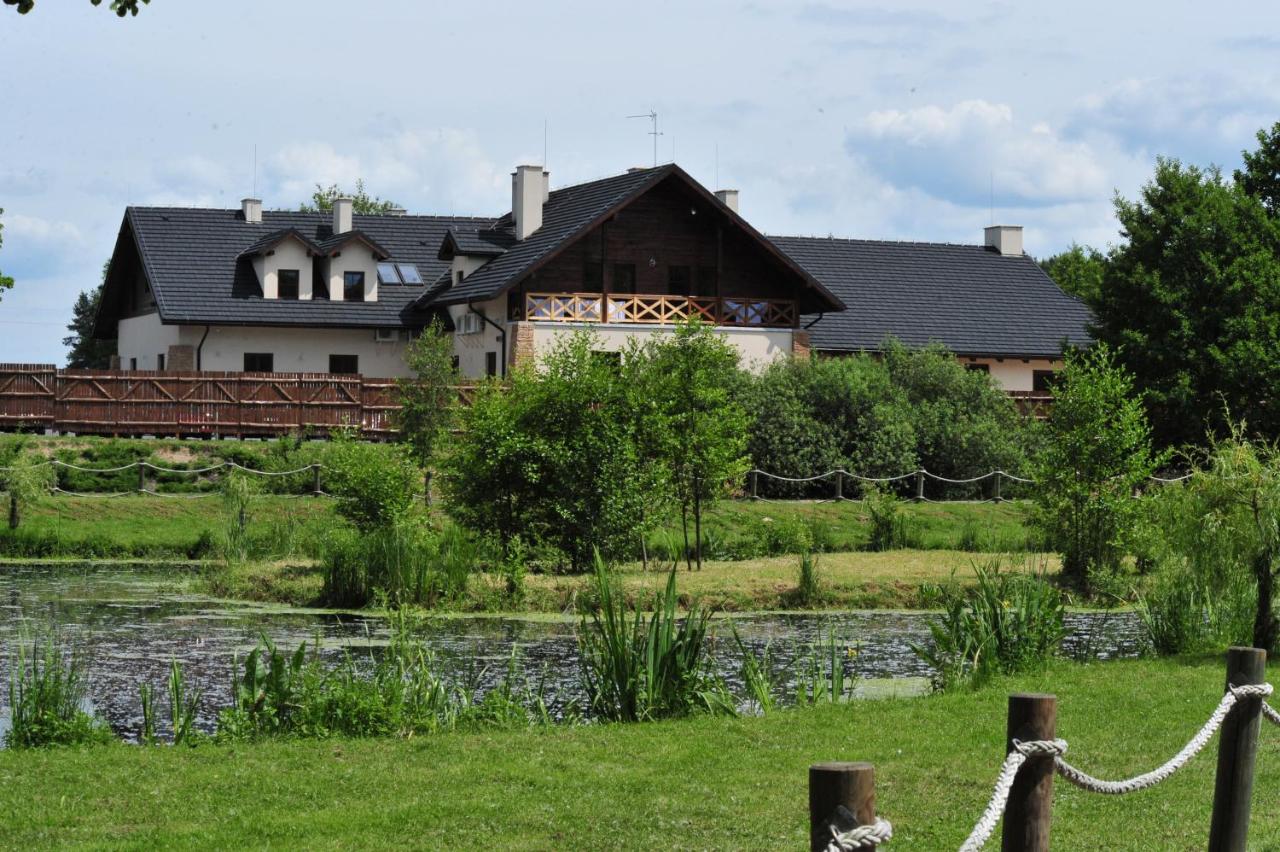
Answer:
(377, 263, 401, 285)
(344, 271, 365, 301)
(396, 263, 423, 284)
(278, 269, 300, 300)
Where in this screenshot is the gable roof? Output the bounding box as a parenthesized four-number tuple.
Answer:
(103, 208, 494, 331)
(237, 228, 321, 258)
(420, 164, 845, 313)
(772, 236, 1092, 358)
(314, 229, 391, 259)
(438, 226, 515, 259)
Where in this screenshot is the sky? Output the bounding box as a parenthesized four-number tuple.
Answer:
(2, 0, 1280, 364)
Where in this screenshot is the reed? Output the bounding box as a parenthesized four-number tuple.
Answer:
(731, 625, 777, 715)
(577, 552, 733, 722)
(167, 659, 201, 746)
(138, 682, 157, 745)
(794, 627, 853, 705)
(6, 631, 113, 748)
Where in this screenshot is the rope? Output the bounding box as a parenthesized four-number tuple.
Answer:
(1264, 701, 1280, 726)
(1052, 683, 1272, 795)
(826, 817, 894, 850)
(0, 460, 322, 476)
(959, 744, 1043, 852)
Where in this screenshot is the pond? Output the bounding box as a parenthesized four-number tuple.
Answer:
(0, 563, 1145, 741)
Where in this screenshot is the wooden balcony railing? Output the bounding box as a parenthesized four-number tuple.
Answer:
(523, 292, 798, 328)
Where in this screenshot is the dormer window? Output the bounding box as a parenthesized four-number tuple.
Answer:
(344, 271, 366, 302)
(377, 262, 424, 285)
(377, 263, 400, 285)
(396, 264, 423, 284)
(278, 269, 299, 300)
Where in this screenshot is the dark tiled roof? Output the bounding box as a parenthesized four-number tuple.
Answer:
(237, 228, 320, 258)
(772, 236, 1092, 358)
(440, 226, 515, 258)
(426, 166, 670, 306)
(122, 208, 494, 329)
(314, 230, 391, 258)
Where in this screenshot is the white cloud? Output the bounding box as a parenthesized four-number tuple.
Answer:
(847, 99, 1113, 207)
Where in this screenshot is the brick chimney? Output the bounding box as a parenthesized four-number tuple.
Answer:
(715, 189, 739, 214)
(241, 198, 262, 224)
(512, 165, 547, 241)
(984, 225, 1023, 256)
(332, 197, 353, 235)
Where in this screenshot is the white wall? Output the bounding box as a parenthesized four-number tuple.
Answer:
(260, 238, 315, 299)
(516, 322, 793, 376)
(117, 316, 413, 377)
(324, 243, 379, 302)
(117, 311, 181, 369)
(961, 356, 1062, 392)
(448, 296, 507, 377)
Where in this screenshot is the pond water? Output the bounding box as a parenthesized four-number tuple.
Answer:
(0, 563, 1145, 741)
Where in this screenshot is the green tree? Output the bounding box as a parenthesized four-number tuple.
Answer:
(1093, 157, 1280, 448)
(300, 179, 399, 215)
(640, 320, 749, 571)
(1031, 345, 1164, 593)
(1039, 243, 1106, 303)
(1144, 429, 1280, 651)
(5, 0, 148, 14)
(3, 455, 54, 530)
(63, 265, 114, 368)
(1235, 121, 1280, 216)
(0, 209, 14, 302)
(395, 321, 457, 502)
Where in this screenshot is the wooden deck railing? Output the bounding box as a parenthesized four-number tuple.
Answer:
(524, 292, 798, 328)
(0, 364, 476, 438)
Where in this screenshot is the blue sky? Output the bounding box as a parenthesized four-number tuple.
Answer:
(2, 0, 1279, 364)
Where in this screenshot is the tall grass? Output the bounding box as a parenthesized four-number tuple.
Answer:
(1136, 574, 1255, 655)
(323, 521, 473, 608)
(577, 553, 733, 722)
(913, 562, 1066, 690)
(794, 627, 853, 705)
(6, 632, 113, 748)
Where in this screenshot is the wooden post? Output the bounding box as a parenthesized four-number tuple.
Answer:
(1002, 693, 1056, 852)
(834, 471, 844, 501)
(993, 472, 1002, 502)
(1209, 646, 1267, 852)
(809, 761, 877, 851)
(914, 470, 925, 502)
(312, 464, 322, 496)
(749, 470, 758, 500)
(137, 462, 147, 493)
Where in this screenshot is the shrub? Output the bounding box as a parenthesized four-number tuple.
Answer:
(794, 551, 822, 606)
(219, 469, 259, 563)
(864, 486, 907, 551)
(323, 435, 420, 532)
(577, 553, 733, 721)
(1136, 574, 1255, 656)
(1031, 345, 1164, 594)
(4, 454, 55, 529)
(913, 563, 1066, 690)
(6, 632, 114, 748)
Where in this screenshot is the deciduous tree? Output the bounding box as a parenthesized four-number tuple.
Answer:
(396, 321, 457, 502)
(300, 179, 399, 215)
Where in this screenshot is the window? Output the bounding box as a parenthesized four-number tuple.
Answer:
(129, 357, 137, 371)
(668, 265, 691, 296)
(328, 354, 359, 375)
(243, 353, 274, 372)
(612, 263, 636, 294)
(1032, 370, 1059, 392)
(396, 264, 423, 284)
(343, 271, 366, 301)
(485, 351, 498, 377)
(965, 363, 990, 374)
(583, 259, 603, 290)
(278, 269, 300, 300)
(157, 353, 166, 370)
(376, 263, 401, 285)
(454, 270, 464, 287)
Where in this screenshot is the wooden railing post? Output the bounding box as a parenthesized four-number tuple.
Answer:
(834, 471, 844, 501)
(914, 470, 925, 502)
(312, 464, 322, 496)
(809, 761, 877, 851)
(1209, 646, 1267, 852)
(992, 471, 1002, 503)
(1002, 693, 1056, 852)
(137, 462, 147, 494)
(749, 470, 758, 500)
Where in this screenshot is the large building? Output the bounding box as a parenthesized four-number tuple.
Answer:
(95, 163, 1090, 391)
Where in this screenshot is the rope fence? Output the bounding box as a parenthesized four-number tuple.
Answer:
(813, 647, 1277, 851)
(0, 460, 328, 498)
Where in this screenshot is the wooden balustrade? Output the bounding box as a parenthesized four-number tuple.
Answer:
(0, 365, 476, 439)
(524, 292, 798, 328)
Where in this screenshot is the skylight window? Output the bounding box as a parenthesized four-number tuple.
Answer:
(377, 263, 401, 285)
(396, 263, 423, 284)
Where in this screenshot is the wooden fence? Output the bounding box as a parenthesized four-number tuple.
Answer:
(0, 364, 477, 439)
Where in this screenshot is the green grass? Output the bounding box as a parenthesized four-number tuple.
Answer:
(0, 657, 1275, 849)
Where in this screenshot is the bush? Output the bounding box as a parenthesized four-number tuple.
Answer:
(913, 563, 1066, 690)
(864, 486, 908, 551)
(323, 436, 420, 532)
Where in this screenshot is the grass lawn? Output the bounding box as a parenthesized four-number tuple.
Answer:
(0, 657, 1275, 849)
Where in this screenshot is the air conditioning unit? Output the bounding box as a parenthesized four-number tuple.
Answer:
(374, 328, 399, 343)
(456, 313, 484, 335)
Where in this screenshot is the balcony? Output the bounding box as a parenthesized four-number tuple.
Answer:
(522, 292, 798, 328)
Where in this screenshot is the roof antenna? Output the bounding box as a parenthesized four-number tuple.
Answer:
(543, 119, 548, 169)
(252, 144, 258, 199)
(989, 169, 994, 225)
(714, 143, 719, 189)
(627, 110, 661, 167)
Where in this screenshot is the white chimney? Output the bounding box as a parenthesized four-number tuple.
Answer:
(984, 225, 1023, 256)
(333, 197, 353, 235)
(512, 165, 547, 241)
(386, 206, 407, 217)
(241, 198, 262, 224)
(715, 189, 739, 214)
